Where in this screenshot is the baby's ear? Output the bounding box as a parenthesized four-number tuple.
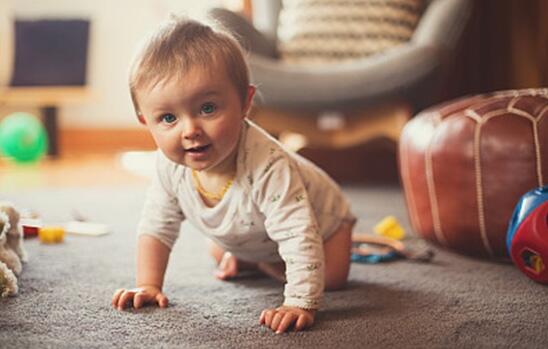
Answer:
(243, 85, 256, 115)
(137, 113, 146, 125)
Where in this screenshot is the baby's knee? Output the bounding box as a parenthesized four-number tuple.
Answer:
(325, 273, 349, 291)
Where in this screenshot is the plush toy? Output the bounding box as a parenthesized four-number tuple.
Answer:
(0, 202, 27, 297)
(0, 260, 18, 297)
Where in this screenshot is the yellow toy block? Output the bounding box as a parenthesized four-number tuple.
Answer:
(374, 216, 405, 240)
(39, 226, 65, 244)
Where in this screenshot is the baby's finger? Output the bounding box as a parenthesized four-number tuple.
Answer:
(259, 309, 268, 325)
(156, 293, 169, 308)
(112, 289, 125, 308)
(270, 312, 284, 332)
(294, 314, 310, 332)
(276, 313, 297, 334)
(263, 309, 275, 327)
(133, 290, 150, 309)
(117, 290, 136, 310)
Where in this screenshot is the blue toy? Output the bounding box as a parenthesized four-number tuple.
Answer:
(507, 186, 548, 283)
(351, 234, 434, 264)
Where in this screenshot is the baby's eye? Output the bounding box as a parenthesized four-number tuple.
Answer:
(200, 102, 217, 115)
(160, 113, 177, 124)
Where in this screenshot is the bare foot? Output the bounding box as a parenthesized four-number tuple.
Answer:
(214, 252, 286, 283)
(215, 252, 239, 280)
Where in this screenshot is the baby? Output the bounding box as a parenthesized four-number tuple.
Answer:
(112, 15, 356, 334)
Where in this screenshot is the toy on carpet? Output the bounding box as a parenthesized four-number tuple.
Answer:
(507, 186, 548, 284)
(18, 209, 42, 238)
(22, 210, 109, 242)
(0, 202, 28, 297)
(374, 215, 405, 240)
(64, 221, 109, 236)
(351, 234, 434, 263)
(39, 226, 65, 244)
(352, 216, 433, 264)
(22, 219, 41, 238)
(0, 112, 48, 163)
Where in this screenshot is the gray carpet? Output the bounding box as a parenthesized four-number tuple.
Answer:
(1, 184, 547, 348)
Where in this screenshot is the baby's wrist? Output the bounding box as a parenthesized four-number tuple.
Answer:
(280, 304, 317, 314)
(282, 298, 321, 311)
(136, 284, 162, 291)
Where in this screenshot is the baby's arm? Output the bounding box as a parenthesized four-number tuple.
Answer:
(252, 157, 325, 332)
(111, 152, 183, 310)
(112, 235, 170, 310)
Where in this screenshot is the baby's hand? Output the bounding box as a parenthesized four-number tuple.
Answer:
(111, 285, 168, 310)
(259, 305, 316, 333)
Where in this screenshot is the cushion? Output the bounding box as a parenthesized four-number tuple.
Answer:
(277, 0, 423, 64)
(399, 89, 548, 260)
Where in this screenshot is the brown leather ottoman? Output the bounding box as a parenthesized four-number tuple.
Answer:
(399, 89, 548, 259)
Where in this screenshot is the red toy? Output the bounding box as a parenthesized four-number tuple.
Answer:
(507, 186, 548, 283)
(21, 219, 42, 238)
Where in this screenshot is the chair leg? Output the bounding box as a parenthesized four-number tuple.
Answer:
(250, 102, 412, 149)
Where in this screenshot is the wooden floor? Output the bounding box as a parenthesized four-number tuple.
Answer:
(0, 152, 149, 191)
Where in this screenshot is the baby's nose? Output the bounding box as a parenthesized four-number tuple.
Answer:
(181, 118, 202, 140)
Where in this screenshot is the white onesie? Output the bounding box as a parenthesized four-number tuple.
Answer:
(137, 119, 355, 309)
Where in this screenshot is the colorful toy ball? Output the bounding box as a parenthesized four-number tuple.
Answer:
(507, 186, 548, 283)
(0, 112, 48, 163)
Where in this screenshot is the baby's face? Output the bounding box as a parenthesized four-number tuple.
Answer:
(136, 63, 251, 174)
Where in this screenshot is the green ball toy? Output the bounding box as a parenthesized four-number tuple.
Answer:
(0, 112, 48, 163)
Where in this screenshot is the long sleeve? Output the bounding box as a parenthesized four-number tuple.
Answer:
(253, 155, 325, 309)
(137, 152, 185, 250)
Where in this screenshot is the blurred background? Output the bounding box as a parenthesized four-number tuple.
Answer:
(0, 0, 546, 188)
(0, 0, 223, 129)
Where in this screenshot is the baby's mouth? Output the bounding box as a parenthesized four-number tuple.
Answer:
(185, 144, 211, 153)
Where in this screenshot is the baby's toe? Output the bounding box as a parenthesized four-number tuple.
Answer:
(215, 254, 239, 280)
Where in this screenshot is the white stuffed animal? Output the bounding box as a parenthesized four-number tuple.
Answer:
(0, 203, 27, 297)
(0, 260, 17, 297)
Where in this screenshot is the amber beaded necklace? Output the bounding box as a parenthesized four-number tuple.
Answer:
(192, 170, 233, 201)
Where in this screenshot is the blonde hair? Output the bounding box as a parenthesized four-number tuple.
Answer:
(129, 15, 250, 116)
